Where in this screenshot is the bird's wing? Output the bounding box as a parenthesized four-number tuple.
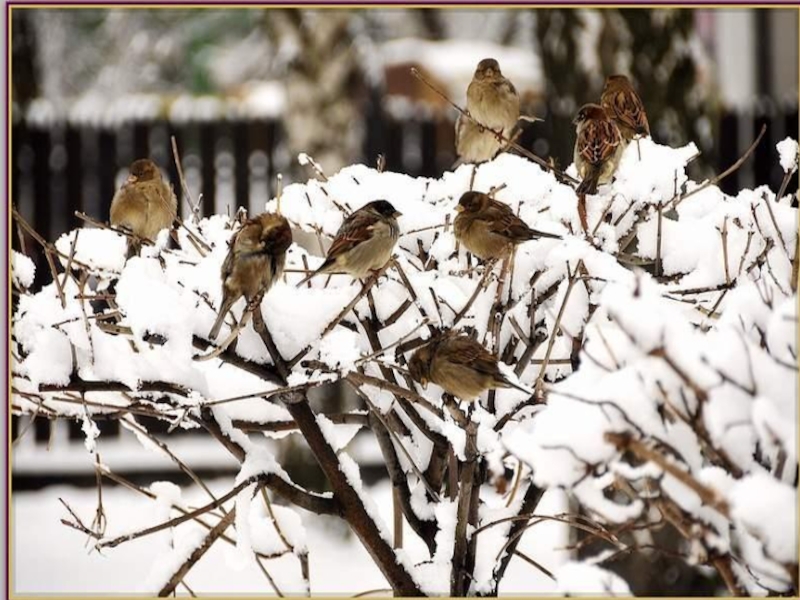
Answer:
(605, 88, 649, 135)
(326, 210, 379, 260)
(578, 119, 622, 167)
(482, 202, 534, 242)
(501, 78, 518, 99)
(446, 337, 500, 376)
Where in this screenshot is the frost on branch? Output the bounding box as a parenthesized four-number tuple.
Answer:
(11, 136, 798, 595)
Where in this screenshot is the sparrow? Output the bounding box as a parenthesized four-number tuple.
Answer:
(110, 159, 177, 254)
(296, 200, 401, 286)
(454, 191, 561, 261)
(408, 333, 530, 402)
(573, 104, 624, 195)
(208, 212, 292, 340)
(455, 58, 520, 164)
(600, 74, 650, 143)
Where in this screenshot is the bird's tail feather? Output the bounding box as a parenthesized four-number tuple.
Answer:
(576, 168, 600, 196)
(530, 229, 562, 241)
(296, 260, 332, 288)
(505, 379, 534, 396)
(208, 298, 234, 340)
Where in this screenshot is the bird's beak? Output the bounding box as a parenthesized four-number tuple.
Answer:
(455, 205, 465, 213)
(126, 174, 138, 184)
(394, 211, 403, 218)
(420, 378, 428, 389)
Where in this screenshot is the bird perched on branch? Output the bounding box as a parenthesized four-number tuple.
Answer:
(408, 333, 530, 402)
(110, 158, 177, 255)
(573, 104, 624, 196)
(296, 200, 401, 286)
(600, 74, 650, 144)
(454, 191, 561, 260)
(455, 58, 520, 164)
(209, 212, 292, 340)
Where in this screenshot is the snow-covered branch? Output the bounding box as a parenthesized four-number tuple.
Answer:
(12, 135, 797, 595)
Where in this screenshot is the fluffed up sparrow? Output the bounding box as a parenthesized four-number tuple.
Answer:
(110, 158, 178, 254)
(455, 58, 520, 164)
(408, 332, 530, 402)
(209, 212, 292, 340)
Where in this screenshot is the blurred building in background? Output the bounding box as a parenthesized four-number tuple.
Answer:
(10, 6, 799, 489)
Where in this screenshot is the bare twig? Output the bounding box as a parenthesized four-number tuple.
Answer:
(171, 135, 201, 221)
(673, 125, 766, 209)
(158, 507, 238, 597)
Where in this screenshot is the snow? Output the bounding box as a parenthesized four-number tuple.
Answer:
(555, 561, 632, 596)
(12, 132, 798, 594)
(14, 479, 571, 595)
(11, 250, 35, 289)
(729, 473, 797, 564)
(777, 137, 799, 174)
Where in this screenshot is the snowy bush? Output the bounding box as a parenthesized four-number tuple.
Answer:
(11, 136, 798, 596)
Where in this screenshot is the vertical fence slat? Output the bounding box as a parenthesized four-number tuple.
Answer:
(133, 121, 149, 160)
(420, 119, 437, 178)
(30, 127, 52, 241)
(753, 112, 773, 192)
(385, 119, 404, 173)
(97, 129, 117, 221)
(718, 111, 740, 196)
(65, 126, 82, 228)
(233, 121, 249, 212)
(265, 121, 277, 199)
(200, 123, 216, 218)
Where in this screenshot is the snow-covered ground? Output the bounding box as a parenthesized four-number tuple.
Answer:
(13, 479, 569, 595)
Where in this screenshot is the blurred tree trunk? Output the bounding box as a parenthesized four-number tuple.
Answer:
(264, 9, 368, 177)
(11, 9, 39, 112)
(415, 8, 444, 39)
(534, 10, 595, 170)
(616, 9, 719, 176)
(534, 9, 718, 177)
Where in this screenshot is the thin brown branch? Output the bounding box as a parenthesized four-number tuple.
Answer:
(605, 431, 730, 517)
(673, 124, 766, 209)
(158, 507, 238, 597)
(171, 135, 201, 221)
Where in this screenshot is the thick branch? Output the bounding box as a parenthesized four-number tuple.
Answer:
(158, 507, 237, 597)
(280, 396, 423, 596)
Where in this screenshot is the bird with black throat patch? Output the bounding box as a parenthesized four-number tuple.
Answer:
(296, 200, 402, 286)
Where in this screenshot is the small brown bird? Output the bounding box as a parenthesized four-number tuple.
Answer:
(296, 200, 401, 286)
(110, 159, 177, 254)
(408, 333, 530, 402)
(209, 212, 292, 340)
(454, 191, 561, 261)
(573, 104, 624, 195)
(600, 74, 650, 143)
(455, 58, 520, 164)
